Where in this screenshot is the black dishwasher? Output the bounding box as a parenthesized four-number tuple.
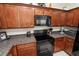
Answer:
(34, 30, 54, 56)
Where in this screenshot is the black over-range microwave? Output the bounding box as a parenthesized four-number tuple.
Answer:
(34, 15, 51, 26)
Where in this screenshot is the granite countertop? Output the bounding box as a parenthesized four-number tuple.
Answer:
(0, 34, 36, 56)
(0, 31, 76, 56)
(50, 33, 65, 38)
(50, 31, 75, 40)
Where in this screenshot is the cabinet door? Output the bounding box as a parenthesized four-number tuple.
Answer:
(60, 11, 66, 26)
(44, 9, 52, 16)
(19, 6, 34, 27)
(66, 11, 74, 26)
(54, 37, 65, 52)
(0, 4, 7, 28)
(17, 43, 37, 56)
(64, 37, 74, 55)
(3, 4, 20, 28)
(34, 8, 44, 15)
(51, 10, 61, 27)
(72, 9, 79, 26)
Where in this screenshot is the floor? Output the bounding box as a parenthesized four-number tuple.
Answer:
(53, 51, 69, 56)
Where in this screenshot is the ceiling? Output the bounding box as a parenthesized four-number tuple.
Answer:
(25, 3, 79, 10)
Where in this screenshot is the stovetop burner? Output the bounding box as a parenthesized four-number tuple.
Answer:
(35, 34, 54, 45)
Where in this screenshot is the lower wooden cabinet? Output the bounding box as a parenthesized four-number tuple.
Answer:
(7, 46, 17, 56)
(64, 37, 74, 55)
(8, 42, 37, 56)
(16, 42, 37, 56)
(54, 37, 65, 52)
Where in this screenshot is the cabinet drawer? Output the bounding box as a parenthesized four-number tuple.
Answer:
(17, 42, 36, 50)
(17, 47, 36, 56)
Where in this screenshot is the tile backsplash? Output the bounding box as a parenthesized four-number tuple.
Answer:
(0, 26, 61, 35)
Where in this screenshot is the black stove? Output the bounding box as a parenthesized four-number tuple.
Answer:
(34, 30, 54, 56)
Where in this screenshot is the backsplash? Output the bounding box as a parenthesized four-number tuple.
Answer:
(0, 27, 77, 36)
(0, 27, 61, 35)
(64, 27, 77, 31)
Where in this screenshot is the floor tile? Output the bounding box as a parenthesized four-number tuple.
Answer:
(53, 51, 69, 56)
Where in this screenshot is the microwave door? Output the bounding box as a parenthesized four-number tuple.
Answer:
(40, 19, 46, 26)
(36, 19, 40, 26)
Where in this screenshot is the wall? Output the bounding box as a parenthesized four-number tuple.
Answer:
(52, 3, 79, 10)
(32, 3, 79, 10)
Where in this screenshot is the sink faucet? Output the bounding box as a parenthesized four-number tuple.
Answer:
(60, 27, 64, 34)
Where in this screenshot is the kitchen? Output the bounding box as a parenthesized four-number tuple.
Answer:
(0, 3, 79, 56)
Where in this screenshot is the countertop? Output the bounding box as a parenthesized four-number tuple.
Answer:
(50, 31, 75, 39)
(0, 34, 36, 56)
(0, 31, 76, 56)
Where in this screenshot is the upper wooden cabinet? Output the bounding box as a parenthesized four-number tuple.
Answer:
(44, 9, 65, 27)
(72, 9, 79, 26)
(66, 8, 79, 27)
(0, 4, 79, 28)
(0, 4, 35, 28)
(51, 10, 61, 26)
(66, 11, 74, 26)
(44, 9, 52, 16)
(0, 4, 7, 28)
(0, 21, 1, 28)
(60, 11, 66, 26)
(34, 8, 44, 15)
(18, 6, 34, 28)
(3, 4, 20, 28)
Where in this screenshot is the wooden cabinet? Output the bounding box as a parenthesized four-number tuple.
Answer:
(66, 11, 74, 26)
(0, 4, 7, 28)
(66, 9, 79, 27)
(44, 9, 52, 16)
(72, 9, 79, 26)
(34, 8, 44, 15)
(16, 42, 37, 56)
(0, 4, 78, 28)
(3, 4, 20, 28)
(0, 4, 34, 28)
(60, 11, 66, 26)
(19, 6, 34, 28)
(54, 37, 65, 52)
(64, 37, 74, 55)
(0, 4, 2, 28)
(0, 20, 1, 28)
(8, 46, 17, 56)
(51, 10, 62, 27)
(44, 9, 66, 27)
(11, 46, 17, 56)
(35, 8, 66, 27)
(8, 42, 37, 56)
